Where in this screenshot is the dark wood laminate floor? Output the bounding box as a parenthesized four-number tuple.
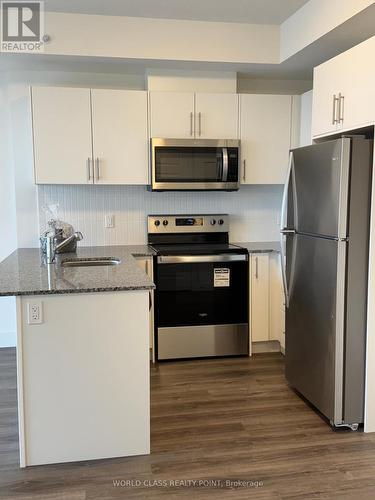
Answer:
(1, 348, 375, 499)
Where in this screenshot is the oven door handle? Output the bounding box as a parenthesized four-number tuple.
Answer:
(157, 254, 248, 264)
(221, 147, 228, 182)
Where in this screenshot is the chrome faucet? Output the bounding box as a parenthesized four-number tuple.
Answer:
(46, 232, 83, 264)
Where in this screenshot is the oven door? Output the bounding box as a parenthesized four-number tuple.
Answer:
(150, 138, 240, 191)
(155, 254, 249, 359)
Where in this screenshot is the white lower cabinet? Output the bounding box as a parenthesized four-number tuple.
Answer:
(269, 253, 285, 351)
(135, 256, 154, 359)
(17, 291, 150, 466)
(250, 254, 270, 342)
(250, 252, 285, 351)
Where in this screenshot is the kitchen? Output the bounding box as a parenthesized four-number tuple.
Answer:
(1, 1, 375, 498)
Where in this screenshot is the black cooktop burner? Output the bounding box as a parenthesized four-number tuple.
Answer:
(149, 243, 247, 256)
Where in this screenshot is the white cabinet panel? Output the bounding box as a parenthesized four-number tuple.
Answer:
(240, 94, 292, 184)
(312, 57, 343, 137)
(91, 89, 149, 185)
(339, 37, 375, 131)
(149, 91, 194, 138)
(195, 93, 239, 139)
(18, 291, 150, 466)
(312, 36, 375, 138)
(135, 257, 154, 356)
(32, 87, 92, 184)
(269, 253, 285, 349)
(250, 254, 270, 342)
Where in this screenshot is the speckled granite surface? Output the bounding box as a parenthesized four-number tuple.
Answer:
(232, 241, 281, 253)
(0, 245, 156, 297)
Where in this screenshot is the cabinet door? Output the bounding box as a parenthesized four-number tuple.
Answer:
(135, 257, 154, 355)
(250, 254, 270, 342)
(91, 89, 148, 184)
(240, 94, 292, 184)
(195, 93, 239, 139)
(149, 91, 194, 138)
(32, 86, 92, 184)
(269, 254, 285, 349)
(340, 36, 375, 131)
(312, 58, 342, 137)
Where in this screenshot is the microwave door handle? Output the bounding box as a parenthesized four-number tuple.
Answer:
(222, 148, 228, 182)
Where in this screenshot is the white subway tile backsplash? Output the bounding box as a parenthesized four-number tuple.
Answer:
(38, 185, 282, 245)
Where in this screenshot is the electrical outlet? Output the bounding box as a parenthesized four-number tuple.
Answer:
(27, 302, 43, 325)
(105, 214, 115, 228)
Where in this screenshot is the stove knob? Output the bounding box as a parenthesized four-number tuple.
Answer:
(210, 219, 216, 226)
(163, 220, 169, 226)
(218, 219, 224, 225)
(154, 220, 160, 227)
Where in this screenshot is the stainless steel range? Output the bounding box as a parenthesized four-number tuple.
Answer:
(148, 214, 249, 361)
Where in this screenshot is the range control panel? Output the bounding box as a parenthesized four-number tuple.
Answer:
(148, 214, 229, 234)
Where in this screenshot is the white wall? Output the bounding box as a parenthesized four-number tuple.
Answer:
(280, 0, 375, 61)
(0, 82, 17, 347)
(147, 69, 237, 93)
(299, 90, 313, 147)
(43, 12, 279, 64)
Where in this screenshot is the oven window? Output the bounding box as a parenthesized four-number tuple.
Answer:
(155, 147, 223, 183)
(156, 261, 248, 327)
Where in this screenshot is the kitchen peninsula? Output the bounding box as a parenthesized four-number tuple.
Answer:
(0, 246, 155, 467)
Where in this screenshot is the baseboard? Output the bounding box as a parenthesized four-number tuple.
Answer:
(0, 331, 17, 348)
(251, 340, 281, 354)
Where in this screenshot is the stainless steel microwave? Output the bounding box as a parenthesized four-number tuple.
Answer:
(149, 138, 240, 191)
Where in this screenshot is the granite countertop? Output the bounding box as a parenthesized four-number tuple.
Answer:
(0, 245, 156, 297)
(0, 241, 280, 297)
(232, 241, 281, 253)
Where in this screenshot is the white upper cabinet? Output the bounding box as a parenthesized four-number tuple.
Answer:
(149, 91, 195, 139)
(32, 86, 149, 185)
(312, 36, 375, 138)
(149, 91, 239, 139)
(32, 87, 92, 184)
(195, 93, 239, 139)
(312, 55, 345, 137)
(338, 37, 375, 132)
(240, 94, 292, 185)
(91, 89, 148, 184)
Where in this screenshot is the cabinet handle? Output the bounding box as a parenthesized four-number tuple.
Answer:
(145, 259, 149, 275)
(87, 158, 92, 182)
(190, 112, 193, 136)
(243, 159, 246, 182)
(95, 158, 100, 181)
(338, 93, 344, 123)
(332, 94, 339, 124)
(198, 112, 202, 137)
(255, 257, 259, 280)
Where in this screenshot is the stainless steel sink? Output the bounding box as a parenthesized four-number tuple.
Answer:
(61, 258, 121, 268)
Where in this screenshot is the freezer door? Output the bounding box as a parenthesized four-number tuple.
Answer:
(286, 233, 346, 424)
(292, 139, 351, 239)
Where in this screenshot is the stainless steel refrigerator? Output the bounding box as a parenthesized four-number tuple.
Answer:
(280, 136, 373, 430)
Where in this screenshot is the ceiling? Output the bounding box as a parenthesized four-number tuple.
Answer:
(43, 0, 310, 25)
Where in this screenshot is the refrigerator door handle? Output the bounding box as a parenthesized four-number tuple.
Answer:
(280, 152, 295, 308)
(280, 237, 290, 308)
(280, 152, 293, 232)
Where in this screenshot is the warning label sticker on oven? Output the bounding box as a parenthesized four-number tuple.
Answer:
(214, 268, 230, 287)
